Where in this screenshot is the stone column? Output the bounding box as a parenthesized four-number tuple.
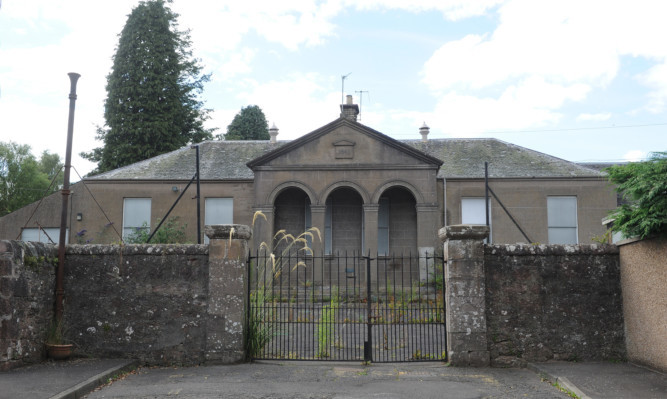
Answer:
(362, 204, 379, 255)
(310, 205, 326, 256)
(438, 224, 490, 367)
(363, 204, 379, 284)
(252, 206, 273, 253)
(205, 224, 251, 363)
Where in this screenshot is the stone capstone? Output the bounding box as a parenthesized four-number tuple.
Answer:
(204, 225, 252, 240)
(439, 224, 490, 242)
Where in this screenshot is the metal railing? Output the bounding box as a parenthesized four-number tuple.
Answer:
(247, 251, 447, 362)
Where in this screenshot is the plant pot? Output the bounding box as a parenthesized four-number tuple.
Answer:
(46, 344, 73, 360)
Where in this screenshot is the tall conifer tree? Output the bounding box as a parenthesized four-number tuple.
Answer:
(83, 0, 213, 174)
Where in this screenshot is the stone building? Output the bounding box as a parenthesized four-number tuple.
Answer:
(0, 98, 616, 253)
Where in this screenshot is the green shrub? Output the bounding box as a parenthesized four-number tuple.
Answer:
(605, 152, 667, 239)
(125, 217, 187, 244)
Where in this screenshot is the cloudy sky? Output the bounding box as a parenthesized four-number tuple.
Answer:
(1, 0, 666, 177)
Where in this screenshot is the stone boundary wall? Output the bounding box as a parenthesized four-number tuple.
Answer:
(3, 224, 628, 370)
(618, 236, 667, 373)
(485, 243, 625, 366)
(0, 241, 56, 370)
(64, 244, 210, 365)
(0, 225, 250, 370)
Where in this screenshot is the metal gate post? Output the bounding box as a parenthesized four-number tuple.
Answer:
(364, 253, 372, 362)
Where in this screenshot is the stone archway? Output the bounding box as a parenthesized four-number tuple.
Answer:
(273, 187, 311, 252)
(377, 186, 418, 256)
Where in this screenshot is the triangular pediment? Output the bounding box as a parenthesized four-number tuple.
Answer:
(247, 118, 442, 170)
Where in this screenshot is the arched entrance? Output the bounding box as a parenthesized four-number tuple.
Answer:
(324, 187, 364, 255)
(377, 187, 417, 256)
(273, 187, 311, 252)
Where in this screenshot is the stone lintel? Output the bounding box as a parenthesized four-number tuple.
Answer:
(439, 224, 490, 242)
(205, 224, 252, 240)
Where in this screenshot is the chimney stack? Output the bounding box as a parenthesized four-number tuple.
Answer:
(419, 122, 430, 142)
(269, 123, 279, 143)
(340, 94, 360, 121)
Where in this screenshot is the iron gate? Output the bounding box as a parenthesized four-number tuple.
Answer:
(247, 251, 446, 362)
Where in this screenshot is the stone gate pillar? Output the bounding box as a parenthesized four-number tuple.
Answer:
(439, 224, 490, 367)
(205, 224, 251, 363)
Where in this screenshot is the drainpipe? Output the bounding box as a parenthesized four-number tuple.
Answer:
(191, 144, 201, 244)
(56, 72, 80, 322)
(443, 177, 447, 227)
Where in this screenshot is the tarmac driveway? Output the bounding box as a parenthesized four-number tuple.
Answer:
(84, 361, 570, 399)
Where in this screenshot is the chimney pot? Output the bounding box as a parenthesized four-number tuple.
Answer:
(269, 123, 279, 143)
(419, 122, 430, 142)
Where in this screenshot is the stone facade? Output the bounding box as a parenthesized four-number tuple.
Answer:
(248, 118, 442, 258)
(0, 112, 616, 258)
(445, 178, 616, 244)
(619, 236, 667, 373)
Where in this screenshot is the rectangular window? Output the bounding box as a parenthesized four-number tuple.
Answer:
(377, 197, 390, 256)
(123, 198, 151, 241)
(21, 228, 68, 244)
(204, 198, 233, 243)
(547, 196, 578, 244)
(461, 197, 491, 242)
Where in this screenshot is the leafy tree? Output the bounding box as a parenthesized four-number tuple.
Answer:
(82, 0, 213, 174)
(0, 142, 62, 216)
(221, 105, 269, 140)
(605, 151, 667, 239)
(39, 150, 64, 185)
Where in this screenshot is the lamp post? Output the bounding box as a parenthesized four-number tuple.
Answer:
(55, 72, 80, 322)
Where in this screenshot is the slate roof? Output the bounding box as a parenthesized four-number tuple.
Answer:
(404, 139, 603, 179)
(88, 140, 285, 181)
(88, 137, 602, 181)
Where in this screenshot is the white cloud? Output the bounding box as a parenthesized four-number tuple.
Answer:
(350, 0, 505, 20)
(623, 150, 647, 162)
(174, 1, 339, 53)
(576, 113, 612, 122)
(421, 0, 667, 135)
(213, 74, 341, 139)
(424, 76, 589, 137)
(423, 1, 623, 91)
(430, 91, 561, 137)
(212, 49, 257, 82)
(2, 0, 666, 176)
(640, 62, 667, 113)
